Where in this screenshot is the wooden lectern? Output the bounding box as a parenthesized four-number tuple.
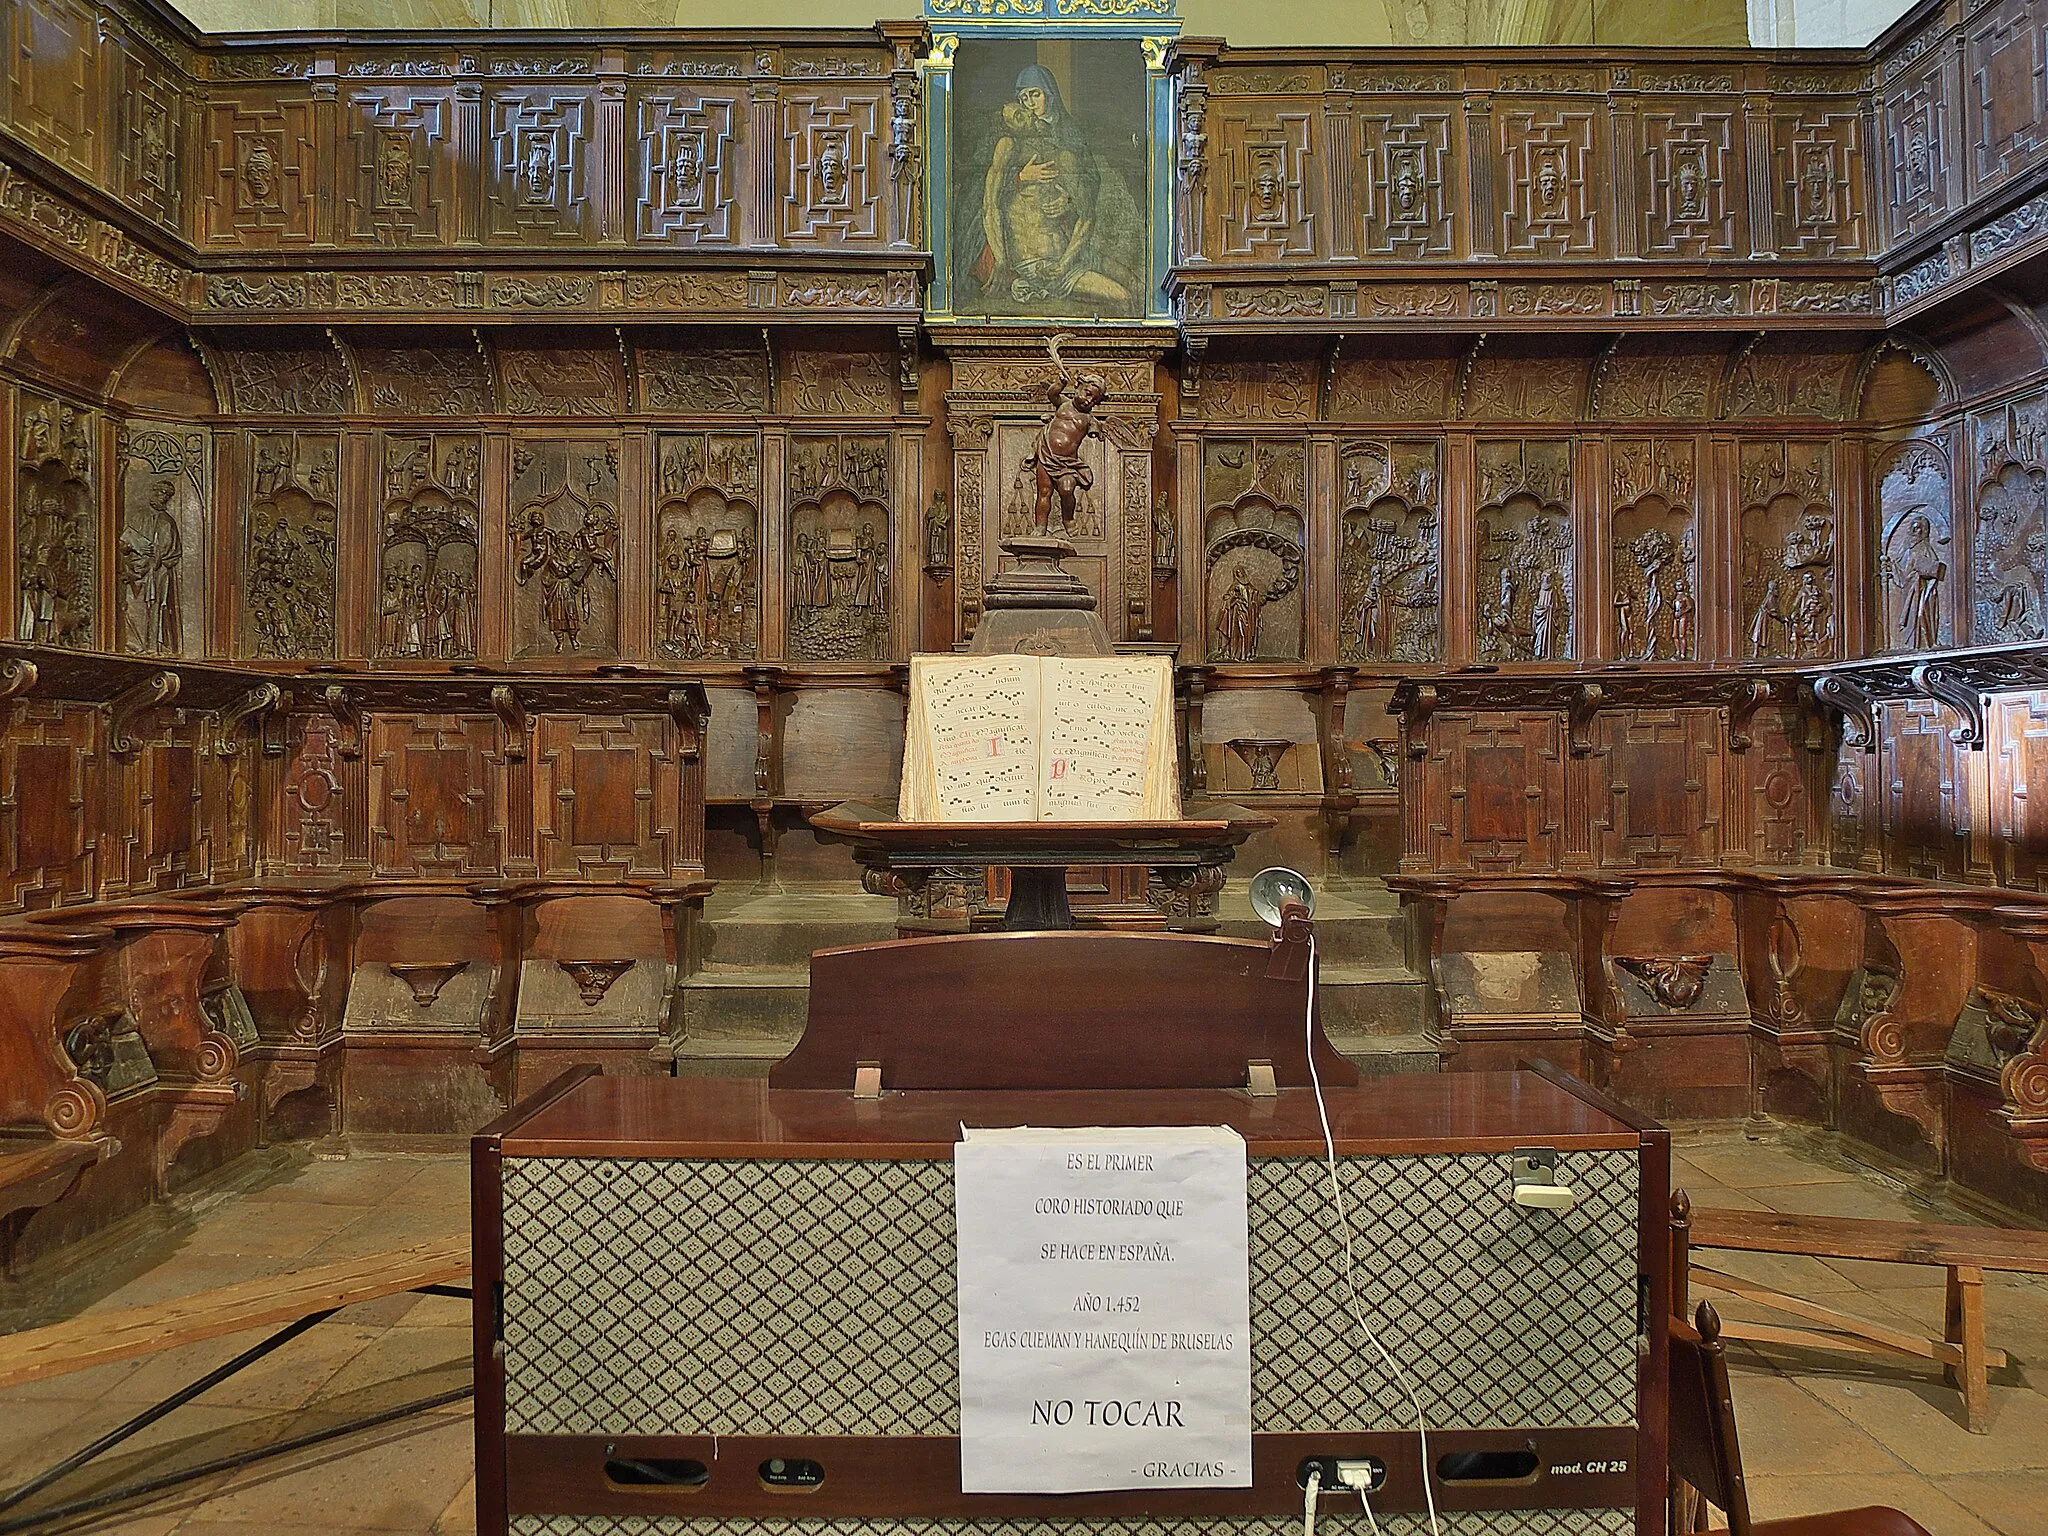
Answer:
(473, 921, 1671, 1535)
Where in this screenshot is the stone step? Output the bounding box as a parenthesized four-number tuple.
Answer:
(1328, 1032, 1443, 1077)
(678, 966, 809, 1059)
(1213, 879, 1406, 968)
(694, 883, 901, 969)
(1317, 965, 1430, 1037)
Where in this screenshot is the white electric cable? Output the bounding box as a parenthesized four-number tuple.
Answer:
(1304, 934, 1442, 1536)
(1302, 1464, 1322, 1536)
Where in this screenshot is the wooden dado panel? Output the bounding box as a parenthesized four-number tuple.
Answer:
(1991, 692, 2048, 889)
(533, 713, 681, 881)
(1419, 710, 1566, 875)
(368, 714, 503, 878)
(1591, 708, 1726, 869)
(1880, 698, 1970, 881)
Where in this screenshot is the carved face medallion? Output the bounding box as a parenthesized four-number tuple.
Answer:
(521, 134, 556, 204)
(1390, 150, 1424, 219)
(1534, 152, 1564, 214)
(240, 136, 278, 204)
(376, 130, 413, 209)
(1250, 151, 1284, 218)
(1801, 148, 1830, 219)
(675, 133, 703, 191)
(815, 137, 848, 202)
(1674, 155, 1704, 220)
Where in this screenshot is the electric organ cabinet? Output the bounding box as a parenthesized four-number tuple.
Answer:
(473, 1065, 1671, 1534)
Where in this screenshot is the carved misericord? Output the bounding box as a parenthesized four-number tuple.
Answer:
(1739, 442, 1837, 660)
(788, 435, 891, 661)
(1972, 402, 2047, 645)
(655, 433, 760, 660)
(377, 434, 481, 660)
(511, 440, 621, 658)
(1337, 439, 1441, 664)
(1475, 441, 1574, 663)
(117, 424, 206, 658)
(1875, 439, 1953, 654)
(246, 431, 339, 660)
(15, 391, 97, 650)
(1609, 439, 1699, 661)
(1203, 439, 1306, 662)
(637, 342, 770, 413)
(1615, 954, 1716, 1010)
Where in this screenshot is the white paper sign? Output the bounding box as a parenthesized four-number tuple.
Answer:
(954, 1125, 1253, 1494)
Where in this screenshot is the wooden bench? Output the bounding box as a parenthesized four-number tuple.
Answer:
(1676, 1201, 2048, 1433)
(0, 1237, 468, 1389)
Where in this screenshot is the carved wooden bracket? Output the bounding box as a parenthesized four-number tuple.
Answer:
(105, 670, 180, 756)
(215, 683, 285, 759)
(897, 324, 919, 412)
(1812, 673, 1877, 752)
(490, 684, 528, 762)
(1727, 679, 1773, 753)
(1568, 682, 1605, 758)
(666, 687, 706, 764)
(744, 665, 780, 800)
(1616, 954, 1715, 1010)
(0, 656, 37, 729)
(1179, 665, 1215, 792)
(1391, 680, 1437, 761)
(321, 684, 363, 759)
(1910, 662, 1985, 750)
(560, 958, 634, 1007)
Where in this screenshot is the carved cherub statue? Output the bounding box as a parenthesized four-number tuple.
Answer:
(1023, 332, 1105, 540)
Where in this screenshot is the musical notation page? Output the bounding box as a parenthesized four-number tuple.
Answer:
(900, 654, 1044, 822)
(1038, 655, 1180, 822)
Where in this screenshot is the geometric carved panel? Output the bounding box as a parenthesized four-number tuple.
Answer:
(1, 708, 97, 911)
(635, 88, 739, 243)
(1499, 104, 1599, 256)
(1991, 692, 2048, 890)
(1770, 110, 1868, 256)
(116, 43, 182, 231)
(1216, 101, 1319, 260)
(533, 715, 679, 881)
(1423, 710, 1566, 875)
(487, 90, 598, 243)
(1966, 0, 2048, 197)
(343, 86, 456, 246)
(780, 91, 883, 244)
(1882, 62, 1951, 240)
(1638, 107, 1739, 257)
(1591, 708, 1724, 869)
(1881, 699, 1968, 881)
(202, 95, 318, 247)
(6, 0, 98, 179)
(1357, 109, 1451, 257)
(368, 714, 501, 877)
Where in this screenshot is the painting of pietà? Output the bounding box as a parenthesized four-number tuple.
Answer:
(950, 39, 1151, 321)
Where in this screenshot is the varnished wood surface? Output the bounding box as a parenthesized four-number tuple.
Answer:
(490, 1071, 1647, 1158)
(777, 929, 1356, 1092)
(811, 802, 1275, 852)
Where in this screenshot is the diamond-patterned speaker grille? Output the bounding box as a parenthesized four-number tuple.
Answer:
(511, 1515, 1636, 1536)
(502, 1151, 1639, 1437)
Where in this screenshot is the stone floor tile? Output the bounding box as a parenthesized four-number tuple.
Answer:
(432, 1475, 477, 1535)
(99, 1323, 387, 1413)
(1742, 1473, 1999, 1536)
(1743, 1180, 1929, 1221)
(305, 1325, 469, 1410)
(1792, 1374, 2048, 1472)
(391, 1293, 470, 1331)
(1678, 1142, 1860, 1189)
(1719, 1372, 1909, 1477)
(235, 1157, 428, 1208)
(1933, 1468, 2048, 1535)
(192, 1414, 475, 1530)
(1689, 1247, 1865, 1297)
(1815, 1254, 1954, 1291)
(1681, 1184, 1773, 1211)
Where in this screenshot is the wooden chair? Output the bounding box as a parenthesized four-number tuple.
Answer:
(1669, 1297, 1933, 1536)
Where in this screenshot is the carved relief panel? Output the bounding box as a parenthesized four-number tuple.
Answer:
(1329, 354, 1455, 422)
(1497, 103, 1599, 256)
(342, 86, 456, 245)
(1214, 99, 1320, 260)
(1463, 352, 1589, 422)
(654, 433, 760, 661)
(1724, 339, 1859, 421)
(1592, 338, 1722, 421)
(1337, 438, 1441, 664)
(495, 340, 626, 417)
(1475, 441, 1574, 663)
(1356, 108, 1453, 257)
(1637, 107, 1740, 257)
(368, 715, 501, 877)
(1738, 442, 1839, 660)
(1965, 0, 2048, 197)
(777, 346, 895, 416)
(117, 423, 206, 659)
(354, 342, 493, 416)
(244, 431, 339, 660)
(780, 90, 885, 244)
(1874, 440, 1954, 654)
(377, 433, 482, 661)
(1972, 399, 2047, 644)
(203, 95, 318, 246)
(1770, 110, 1869, 255)
(1198, 359, 1316, 424)
(215, 344, 355, 415)
(511, 438, 620, 661)
(637, 339, 770, 413)
(788, 435, 891, 661)
(1609, 439, 1699, 661)
(634, 85, 740, 243)
(486, 89, 599, 243)
(1202, 438, 1306, 663)
(14, 390, 96, 649)
(1881, 58, 1952, 239)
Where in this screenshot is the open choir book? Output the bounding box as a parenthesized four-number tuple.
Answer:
(898, 654, 1181, 822)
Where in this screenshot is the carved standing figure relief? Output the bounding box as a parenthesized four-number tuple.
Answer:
(1023, 333, 1104, 542)
(1152, 491, 1177, 573)
(379, 436, 481, 661)
(120, 479, 183, 656)
(789, 435, 890, 661)
(1477, 503, 1573, 663)
(655, 434, 760, 661)
(511, 444, 620, 658)
(1973, 410, 2047, 644)
(16, 393, 97, 650)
